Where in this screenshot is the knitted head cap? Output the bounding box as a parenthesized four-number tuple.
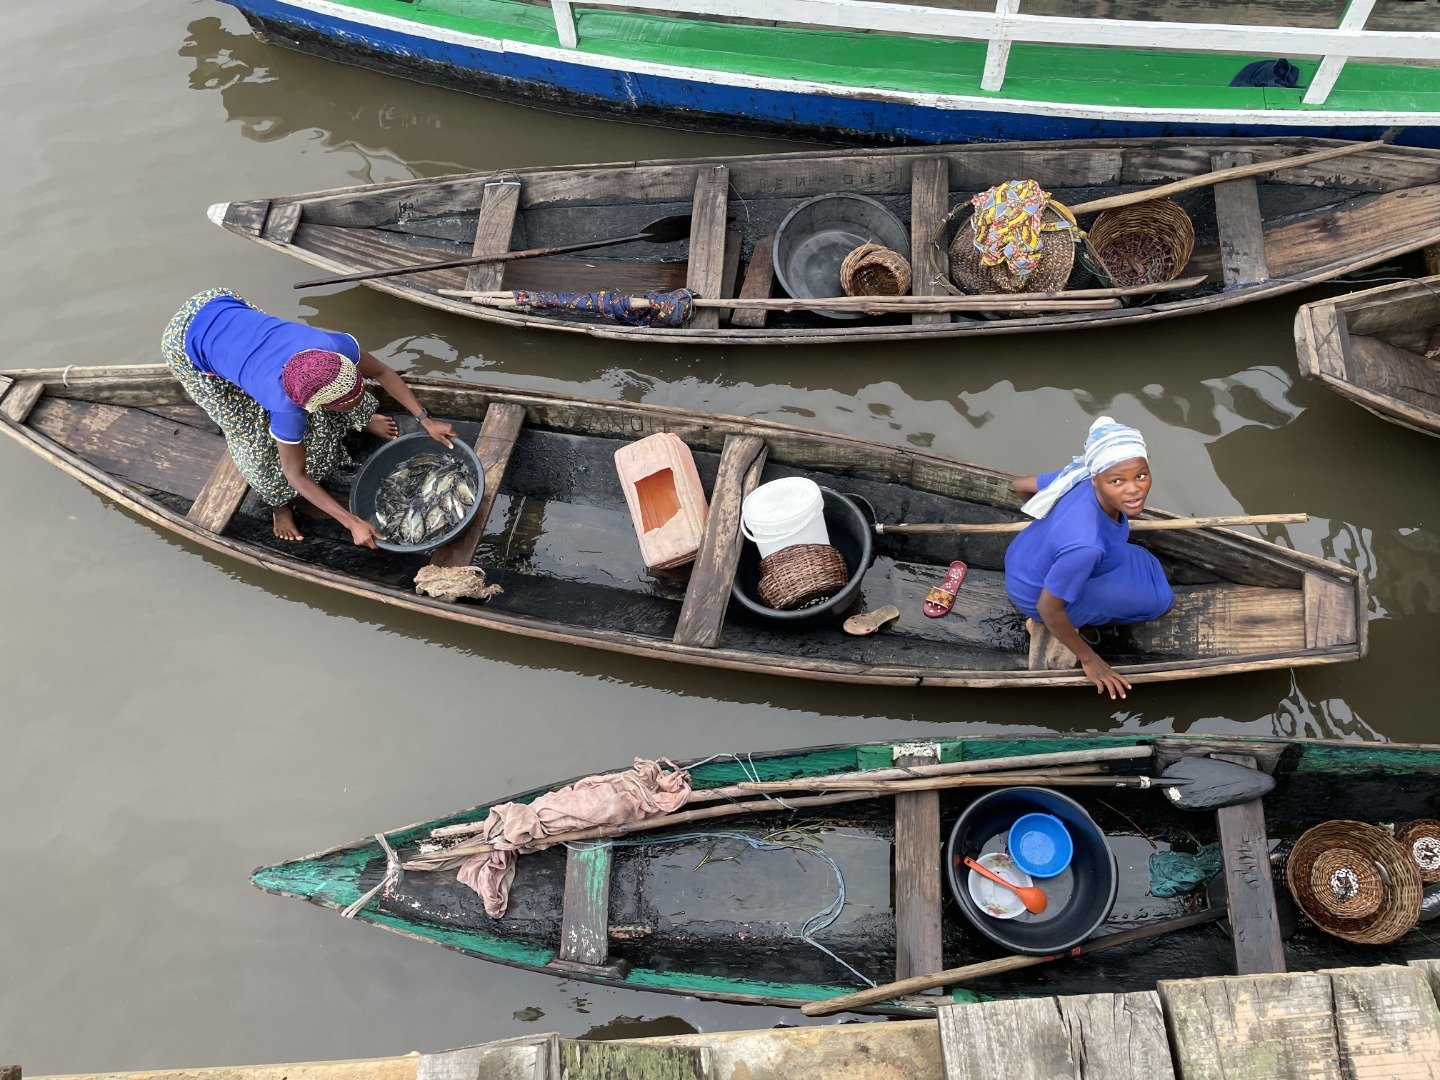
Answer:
(281, 349, 362, 412)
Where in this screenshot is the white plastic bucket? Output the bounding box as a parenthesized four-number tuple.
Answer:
(741, 477, 830, 558)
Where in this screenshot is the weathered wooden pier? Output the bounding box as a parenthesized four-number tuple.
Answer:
(25, 958, 1440, 1079)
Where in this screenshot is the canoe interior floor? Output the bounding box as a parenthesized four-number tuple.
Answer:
(345, 771, 1440, 1000)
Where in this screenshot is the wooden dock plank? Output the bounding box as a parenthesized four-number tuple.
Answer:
(909, 156, 951, 326)
(555, 841, 617, 970)
(685, 164, 730, 331)
(730, 234, 775, 328)
(429, 402, 526, 570)
(420, 1035, 556, 1080)
(1214, 753, 1286, 977)
(559, 1040, 708, 1080)
(185, 453, 249, 535)
(464, 181, 521, 294)
(1159, 971, 1341, 1079)
(1330, 966, 1440, 1078)
(1411, 959, 1440, 1011)
(673, 434, 767, 648)
(1057, 991, 1176, 1080)
(1211, 152, 1270, 288)
(0, 379, 45, 424)
(894, 747, 943, 983)
(939, 999, 1074, 1079)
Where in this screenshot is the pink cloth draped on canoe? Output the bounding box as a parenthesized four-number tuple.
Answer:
(456, 758, 693, 918)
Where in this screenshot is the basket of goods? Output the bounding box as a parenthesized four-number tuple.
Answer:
(1285, 819, 1423, 945)
(756, 543, 851, 610)
(840, 242, 912, 297)
(1086, 198, 1195, 288)
(947, 179, 1080, 295)
(1396, 820, 1440, 885)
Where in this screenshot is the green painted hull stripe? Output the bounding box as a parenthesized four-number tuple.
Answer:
(323, 0, 1440, 114)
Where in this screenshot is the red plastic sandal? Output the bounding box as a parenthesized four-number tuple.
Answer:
(923, 560, 968, 618)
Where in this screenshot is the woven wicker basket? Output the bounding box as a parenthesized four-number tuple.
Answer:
(757, 543, 850, 610)
(840, 243, 912, 297)
(1397, 820, 1440, 884)
(1285, 820, 1423, 945)
(948, 202, 1078, 295)
(1087, 199, 1195, 288)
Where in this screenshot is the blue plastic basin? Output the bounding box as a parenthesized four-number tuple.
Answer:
(1008, 812, 1074, 878)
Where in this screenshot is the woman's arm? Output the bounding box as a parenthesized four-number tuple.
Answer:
(357, 352, 457, 448)
(1035, 589, 1132, 700)
(1012, 474, 1039, 499)
(276, 440, 382, 548)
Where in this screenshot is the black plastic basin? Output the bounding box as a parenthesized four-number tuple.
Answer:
(730, 487, 875, 629)
(945, 787, 1118, 955)
(349, 431, 484, 554)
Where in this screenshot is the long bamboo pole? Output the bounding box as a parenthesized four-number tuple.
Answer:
(876, 512, 1307, 536)
(736, 773, 1173, 795)
(427, 745, 1154, 838)
(800, 907, 1226, 1016)
(1068, 140, 1384, 216)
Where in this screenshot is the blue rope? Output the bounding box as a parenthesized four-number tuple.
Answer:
(576, 828, 876, 987)
(509, 288, 695, 327)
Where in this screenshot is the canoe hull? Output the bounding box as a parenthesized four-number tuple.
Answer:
(229, 0, 1440, 149)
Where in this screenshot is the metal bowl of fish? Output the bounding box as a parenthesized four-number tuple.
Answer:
(350, 432, 484, 554)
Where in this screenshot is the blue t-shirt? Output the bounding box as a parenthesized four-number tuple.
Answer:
(1004, 468, 1130, 617)
(183, 295, 360, 444)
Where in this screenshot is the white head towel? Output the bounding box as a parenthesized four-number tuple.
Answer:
(1020, 415, 1148, 519)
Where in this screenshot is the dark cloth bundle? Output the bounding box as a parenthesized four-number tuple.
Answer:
(1230, 59, 1300, 88)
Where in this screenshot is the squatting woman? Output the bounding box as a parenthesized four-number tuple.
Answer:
(161, 288, 455, 546)
(1004, 416, 1174, 699)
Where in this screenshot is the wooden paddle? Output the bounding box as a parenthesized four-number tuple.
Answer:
(292, 214, 697, 289)
(1068, 139, 1386, 216)
(800, 906, 1226, 1017)
(875, 513, 1308, 536)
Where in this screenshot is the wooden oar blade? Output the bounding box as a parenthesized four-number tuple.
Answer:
(637, 214, 696, 244)
(1161, 756, 1275, 811)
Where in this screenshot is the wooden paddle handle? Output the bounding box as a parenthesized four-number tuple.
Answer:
(878, 513, 1307, 536)
(800, 907, 1225, 1017)
(1069, 140, 1384, 216)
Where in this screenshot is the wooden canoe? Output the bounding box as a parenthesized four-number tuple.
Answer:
(1295, 273, 1440, 437)
(0, 366, 1364, 688)
(207, 137, 1440, 345)
(250, 733, 1440, 1015)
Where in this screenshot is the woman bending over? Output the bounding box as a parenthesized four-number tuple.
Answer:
(1004, 416, 1174, 700)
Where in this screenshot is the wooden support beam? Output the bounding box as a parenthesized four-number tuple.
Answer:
(1214, 753, 1286, 976)
(552, 841, 626, 976)
(261, 202, 302, 244)
(464, 181, 522, 295)
(979, 0, 1022, 92)
(185, 453, 250, 535)
(730, 234, 775, 328)
(673, 434, 767, 648)
(0, 378, 45, 424)
(894, 746, 943, 983)
(909, 155, 951, 326)
(1303, 0, 1376, 105)
(429, 402, 526, 569)
(1211, 152, 1270, 288)
(685, 164, 730, 330)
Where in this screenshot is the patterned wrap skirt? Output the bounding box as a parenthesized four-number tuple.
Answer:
(161, 288, 378, 507)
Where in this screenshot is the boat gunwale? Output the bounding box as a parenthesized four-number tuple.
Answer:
(0, 367, 1365, 685)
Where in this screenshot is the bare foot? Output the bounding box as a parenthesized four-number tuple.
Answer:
(1025, 618, 1037, 635)
(273, 503, 305, 542)
(365, 413, 400, 440)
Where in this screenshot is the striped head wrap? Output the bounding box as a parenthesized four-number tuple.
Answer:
(1020, 416, 1148, 519)
(281, 349, 363, 412)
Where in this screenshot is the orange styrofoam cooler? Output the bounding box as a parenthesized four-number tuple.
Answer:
(614, 432, 710, 571)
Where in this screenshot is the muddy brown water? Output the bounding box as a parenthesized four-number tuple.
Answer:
(5, 1, 1440, 1071)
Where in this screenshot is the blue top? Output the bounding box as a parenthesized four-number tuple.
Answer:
(183, 295, 360, 444)
(1004, 467, 1130, 618)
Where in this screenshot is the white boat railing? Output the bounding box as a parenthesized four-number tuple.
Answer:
(545, 0, 1440, 107)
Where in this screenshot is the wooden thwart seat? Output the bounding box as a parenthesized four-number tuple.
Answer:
(0, 376, 44, 424)
(730, 234, 775, 328)
(673, 434, 767, 648)
(548, 841, 628, 978)
(685, 165, 730, 331)
(894, 747, 944, 983)
(186, 454, 249, 535)
(429, 402, 526, 569)
(1212, 152, 1270, 287)
(465, 180, 521, 294)
(909, 156, 951, 326)
(1213, 753, 1286, 976)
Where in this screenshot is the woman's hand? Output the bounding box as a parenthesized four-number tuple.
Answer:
(421, 416, 456, 448)
(349, 518, 385, 549)
(1080, 653, 1132, 700)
